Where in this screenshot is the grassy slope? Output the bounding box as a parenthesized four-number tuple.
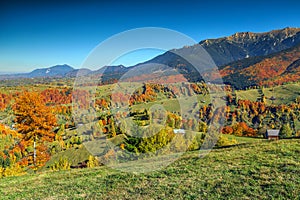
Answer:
(44, 147, 91, 169)
(236, 89, 260, 102)
(262, 83, 300, 105)
(223, 134, 262, 144)
(44, 134, 256, 170)
(1, 140, 300, 199)
(236, 82, 300, 105)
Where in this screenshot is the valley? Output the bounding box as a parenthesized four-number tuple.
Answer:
(0, 27, 300, 199)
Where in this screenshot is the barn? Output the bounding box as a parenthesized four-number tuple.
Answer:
(266, 130, 280, 140)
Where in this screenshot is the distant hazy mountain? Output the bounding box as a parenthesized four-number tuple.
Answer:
(27, 64, 74, 78)
(0, 64, 75, 80)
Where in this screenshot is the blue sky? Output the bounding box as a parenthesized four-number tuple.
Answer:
(1, 0, 300, 73)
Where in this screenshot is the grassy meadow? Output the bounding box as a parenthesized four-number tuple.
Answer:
(1, 139, 300, 199)
(236, 83, 300, 105)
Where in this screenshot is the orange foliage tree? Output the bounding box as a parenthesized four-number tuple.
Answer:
(232, 122, 257, 137)
(13, 91, 57, 169)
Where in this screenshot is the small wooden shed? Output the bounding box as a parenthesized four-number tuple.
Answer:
(266, 130, 280, 140)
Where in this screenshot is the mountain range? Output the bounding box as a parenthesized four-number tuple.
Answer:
(0, 64, 78, 80)
(1, 27, 300, 89)
(200, 27, 300, 66)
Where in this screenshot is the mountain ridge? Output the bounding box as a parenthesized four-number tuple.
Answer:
(199, 27, 300, 66)
(1, 27, 300, 88)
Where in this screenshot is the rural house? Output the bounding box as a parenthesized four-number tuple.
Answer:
(266, 130, 280, 140)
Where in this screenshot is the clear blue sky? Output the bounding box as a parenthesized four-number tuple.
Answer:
(1, 0, 300, 73)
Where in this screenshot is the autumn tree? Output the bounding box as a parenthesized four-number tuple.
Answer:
(198, 121, 208, 133)
(279, 124, 293, 138)
(13, 91, 57, 169)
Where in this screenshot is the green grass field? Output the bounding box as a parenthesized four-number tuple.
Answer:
(44, 147, 91, 169)
(236, 82, 300, 105)
(263, 83, 300, 105)
(236, 89, 260, 102)
(1, 139, 300, 199)
(223, 134, 262, 144)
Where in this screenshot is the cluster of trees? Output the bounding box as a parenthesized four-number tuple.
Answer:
(220, 91, 300, 137)
(94, 82, 209, 109)
(41, 88, 72, 105)
(0, 124, 25, 177)
(222, 122, 257, 136)
(0, 88, 94, 176)
(0, 90, 60, 177)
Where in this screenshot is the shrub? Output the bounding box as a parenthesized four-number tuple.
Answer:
(187, 133, 205, 151)
(87, 155, 99, 168)
(2, 164, 25, 177)
(216, 135, 238, 147)
(137, 127, 174, 154)
(222, 126, 234, 135)
(296, 130, 300, 137)
(170, 134, 187, 152)
(0, 167, 4, 178)
(50, 157, 71, 171)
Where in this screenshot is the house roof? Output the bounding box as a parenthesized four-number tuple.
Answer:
(173, 129, 186, 134)
(267, 130, 280, 136)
